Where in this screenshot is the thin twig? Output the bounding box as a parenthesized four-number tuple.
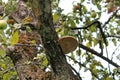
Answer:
(111, 44, 120, 60)
(69, 64, 82, 80)
(107, 35, 120, 38)
(67, 55, 100, 80)
(71, 21, 107, 45)
(71, 21, 100, 30)
(102, 7, 120, 28)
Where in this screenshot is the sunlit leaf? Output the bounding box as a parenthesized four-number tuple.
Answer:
(3, 73, 11, 80)
(91, 11, 97, 18)
(23, 16, 33, 24)
(0, 49, 6, 57)
(1, 64, 6, 69)
(93, 38, 98, 46)
(10, 30, 19, 45)
(71, 52, 75, 59)
(106, 77, 112, 80)
(82, 5, 87, 14)
(30, 40, 36, 44)
(53, 13, 59, 23)
(93, 69, 98, 74)
(69, 19, 76, 27)
(90, 63, 96, 69)
(0, 20, 7, 30)
(0, 30, 7, 42)
(89, 25, 97, 32)
(86, 41, 92, 47)
(41, 58, 48, 69)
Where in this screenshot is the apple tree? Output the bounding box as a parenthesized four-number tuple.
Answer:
(0, 0, 120, 80)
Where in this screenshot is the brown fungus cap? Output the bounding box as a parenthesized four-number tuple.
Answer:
(58, 36, 78, 54)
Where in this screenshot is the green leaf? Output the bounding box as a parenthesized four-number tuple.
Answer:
(41, 58, 48, 69)
(92, 69, 98, 75)
(82, 5, 87, 14)
(116, 20, 120, 26)
(91, 11, 97, 18)
(71, 52, 75, 59)
(81, 0, 85, 3)
(10, 31, 19, 45)
(0, 49, 6, 57)
(69, 19, 76, 27)
(112, 38, 117, 46)
(86, 41, 92, 47)
(90, 63, 96, 69)
(89, 25, 97, 32)
(1, 64, 6, 69)
(3, 73, 11, 80)
(0, 20, 7, 30)
(97, 4, 101, 10)
(5, 1, 17, 14)
(53, 13, 59, 23)
(106, 77, 112, 80)
(93, 38, 98, 46)
(0, 30, 7, 42)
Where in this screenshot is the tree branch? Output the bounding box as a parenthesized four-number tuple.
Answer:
(79, 43, 119, 68)
(71, 21, 100, 30)
(102, 7, 120, 28)
(71, 21, 107, 45)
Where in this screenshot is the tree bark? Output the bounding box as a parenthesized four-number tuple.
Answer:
(29, 0, 79, 80)
(6, 0, 79, 80)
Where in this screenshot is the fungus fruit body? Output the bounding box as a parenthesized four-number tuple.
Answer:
(58, 36, 78, 54)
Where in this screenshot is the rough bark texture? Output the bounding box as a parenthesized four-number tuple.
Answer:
(7, 31, 46, 80)
(6, 0, 79, 80)
(30, 0, 79, 80)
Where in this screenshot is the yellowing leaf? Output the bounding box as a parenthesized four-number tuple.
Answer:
(31, 40, 36, 44)
(23, 16, 33, 24)
(53, 13, 59, 23)
(10, 31, 19, 45)
(106, 77, 112, 80)
(86, 41, 92, 47)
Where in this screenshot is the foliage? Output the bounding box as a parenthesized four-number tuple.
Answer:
(0, 0, 120, 80)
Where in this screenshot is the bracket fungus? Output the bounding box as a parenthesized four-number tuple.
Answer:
(58, 36, 78, 54)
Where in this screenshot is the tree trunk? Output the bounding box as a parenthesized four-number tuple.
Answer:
(6, 0, 79, 80)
